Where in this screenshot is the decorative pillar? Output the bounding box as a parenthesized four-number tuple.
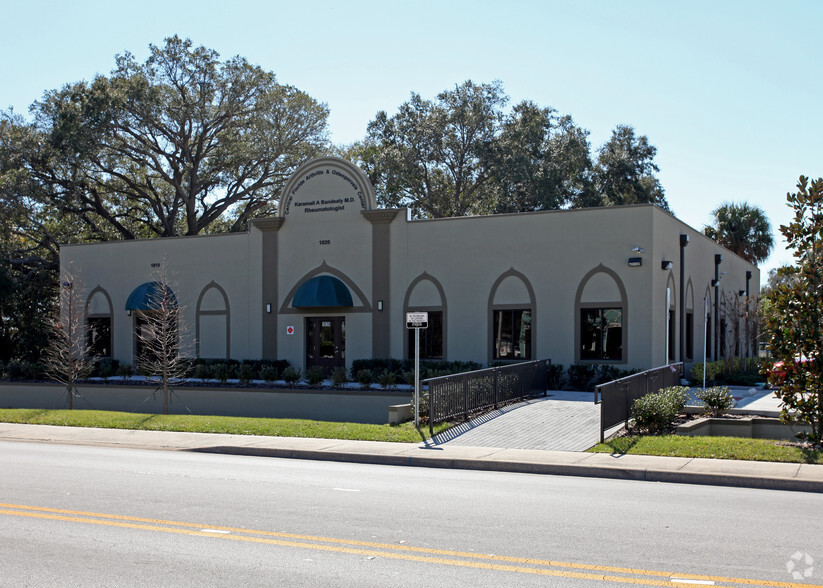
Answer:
(362, 209, 399, 358)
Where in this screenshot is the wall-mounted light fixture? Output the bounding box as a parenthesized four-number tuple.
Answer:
(711, 279, 720, 287)
(377, 300, 384, 311)
(632, 246, 645, 253)
(266, 303, 272, 314)
(628, 257, 643, 267)
(661, 260, 673, 270)
(127, 310, 132, 317)
(738, 290, 746, 296)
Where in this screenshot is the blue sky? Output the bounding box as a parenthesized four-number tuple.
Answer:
(3, 0, 821, 283)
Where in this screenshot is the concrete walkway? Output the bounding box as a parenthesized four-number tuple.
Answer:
(431, 391, 600, 452)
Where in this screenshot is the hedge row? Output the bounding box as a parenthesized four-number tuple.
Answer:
(689, 357, 766, 386)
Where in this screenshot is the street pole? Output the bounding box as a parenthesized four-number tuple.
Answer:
(414, 327, 420, 428)
(703, 295, 709, 390)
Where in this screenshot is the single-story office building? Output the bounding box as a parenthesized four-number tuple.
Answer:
(61, 156, 760, 375)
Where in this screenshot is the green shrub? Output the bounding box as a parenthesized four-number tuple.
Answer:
(93, 358, 119, 380)
(695, 385, 734, 416)
(237, 363, 256, 385)
(194, 364, 214, 381)
(567, 364, 597, 391)
(213, 363, 235, 384)
(546, 363, 565, 389)
(117, 364, 134, 380)
(305, 366, 325, 386)
(350, 359, 481, 383)
(282, 367, 302, 385)
(378, 369, 397, 389)
(630, 385, 690, 434)
(401, 370, 415, 386)
(260, 365, 279, 384)
(357, 368, 375, 390)
(331, 366, 348, 388)
(690, 361, 724, 385)
(6, 360, 38, 381)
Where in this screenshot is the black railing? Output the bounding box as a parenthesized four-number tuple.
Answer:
(425, 360, 548, 435)
(595, 362, 684, 442)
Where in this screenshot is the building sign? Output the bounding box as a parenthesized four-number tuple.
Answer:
(406, 312, 428, 329)
(282, 165, 368, 217)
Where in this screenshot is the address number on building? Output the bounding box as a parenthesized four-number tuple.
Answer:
(406, 312, 428, 329)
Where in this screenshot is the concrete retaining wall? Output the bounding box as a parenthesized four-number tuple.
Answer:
(0, 382, 412, 425)
(677, 416, 811, 441)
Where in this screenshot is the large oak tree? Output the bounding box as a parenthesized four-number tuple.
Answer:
(1, 36, 329, 254)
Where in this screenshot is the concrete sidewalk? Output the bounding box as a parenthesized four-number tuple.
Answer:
(1, 422, 821, 494)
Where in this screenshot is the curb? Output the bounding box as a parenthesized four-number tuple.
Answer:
(186, 444, 823, 494)
(2, 423, 821, 494)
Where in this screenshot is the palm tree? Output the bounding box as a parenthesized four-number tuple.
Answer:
(703, 202, 774, 265)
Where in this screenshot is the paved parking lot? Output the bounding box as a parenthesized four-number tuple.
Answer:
(430, 391, 601, 452)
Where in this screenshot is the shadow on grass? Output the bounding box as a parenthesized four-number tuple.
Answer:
(599, 435, 641, 455)
(801, 447, 823, 464)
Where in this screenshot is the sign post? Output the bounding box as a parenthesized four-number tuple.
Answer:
(406, 312, 428, 427)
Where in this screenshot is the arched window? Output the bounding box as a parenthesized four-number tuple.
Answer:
(685, 280, 695, 360)
(575, 265, 627, 363)
(666, 273, 677, 363)
(85, 287, 113, 358)
(196, 282, 230, 359)
(403, 273, 447, 360)
(488, 269, 535, 362)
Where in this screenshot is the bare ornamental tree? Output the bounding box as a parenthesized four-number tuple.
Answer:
(41, 276, 96, 409)
(133, 267, 191, 415)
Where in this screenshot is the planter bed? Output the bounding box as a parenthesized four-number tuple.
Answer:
(677, 416, 811, 441)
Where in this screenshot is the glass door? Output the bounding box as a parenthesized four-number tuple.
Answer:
(306, 317, 345, 375)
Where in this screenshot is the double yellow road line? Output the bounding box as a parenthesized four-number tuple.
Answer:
(0, 502, 816, 587)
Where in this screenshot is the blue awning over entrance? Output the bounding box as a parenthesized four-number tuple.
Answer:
(125, 282, 177, 311)
(293, 275, 353, 308)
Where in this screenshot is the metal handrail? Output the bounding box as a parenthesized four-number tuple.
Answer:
(424, 359, 548, 435)
(596, 362, 684, 442)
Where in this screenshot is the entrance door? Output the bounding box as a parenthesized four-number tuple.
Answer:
(306, 317, 345, 375)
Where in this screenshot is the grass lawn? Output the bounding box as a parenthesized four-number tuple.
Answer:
(0, 408, 450, 443)
(589, 434, 823, 464)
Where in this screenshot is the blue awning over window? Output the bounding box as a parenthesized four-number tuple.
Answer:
(292, 275, 353, 308)
(125, 282, 177, 311)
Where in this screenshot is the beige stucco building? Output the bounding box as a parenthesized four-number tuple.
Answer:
(61, 156, 760, 375)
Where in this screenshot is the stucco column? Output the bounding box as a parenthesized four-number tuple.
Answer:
(362, 209, 399, 358)
(252, 217, 284, 360)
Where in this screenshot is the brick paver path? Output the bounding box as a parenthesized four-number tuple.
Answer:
(430, 391, 600, 452)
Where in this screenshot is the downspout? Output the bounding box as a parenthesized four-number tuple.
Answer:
(745, 270, 752, 358)
(679, 234, 689, 362)
(714, 254, 722, 361)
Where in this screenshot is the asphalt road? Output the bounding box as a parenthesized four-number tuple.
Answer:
(1, 440, 822, 587)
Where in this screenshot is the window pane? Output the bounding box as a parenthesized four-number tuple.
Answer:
(686, 312, 694, 360)
(580, 309, 601, 360)
(87, 317, 111, 357)
(581, 307, 623, 361)
(514, 310, 531, 359)
(494, 310, 513, 359)
(668, 309, 676, 361)
(602, 308, 622, 360)
(493, 309, 531, 360)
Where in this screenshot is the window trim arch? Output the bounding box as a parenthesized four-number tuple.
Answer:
(487, 268, 536, 364)
(666, 272, 677, 363)
(84, 285, 113, 358)
(196, 281, 230, 359)
(574, 264, 628, 364)
(402, 272, 447, 360)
